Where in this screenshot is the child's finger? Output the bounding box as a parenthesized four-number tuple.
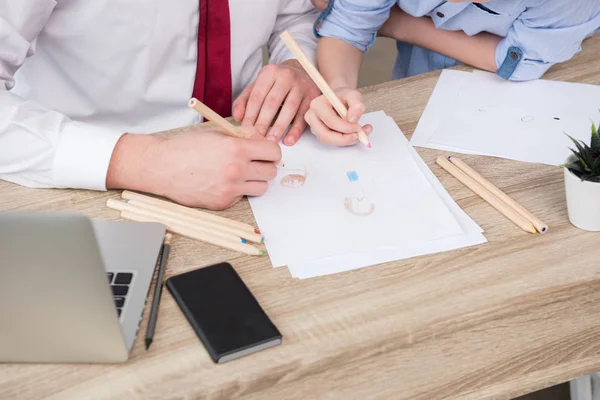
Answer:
(312, 97, 361, 134)
(305, 109, 358, 147)
(343, 90, 365, 124)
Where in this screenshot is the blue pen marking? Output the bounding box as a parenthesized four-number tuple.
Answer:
(347, 170, 359, 182)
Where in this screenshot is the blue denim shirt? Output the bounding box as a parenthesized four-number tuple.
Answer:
(314, 0, 600, 81)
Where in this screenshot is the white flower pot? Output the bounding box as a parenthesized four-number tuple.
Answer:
(564, 168, 600, 231)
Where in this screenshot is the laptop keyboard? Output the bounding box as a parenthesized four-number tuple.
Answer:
(106, 272, 133, 318)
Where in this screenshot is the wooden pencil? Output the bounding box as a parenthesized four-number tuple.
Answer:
(188, 98, 249, 139)
(188, 98, 283, 167)
(121, 191, 260, 235)
(436, 157, 537, 234)
(116, 198, 263, 244)
(448, 156, 548, 234)
(118, 208, 264, 256)
(279, 30, 371, 149)
(107, 199, 247, 245)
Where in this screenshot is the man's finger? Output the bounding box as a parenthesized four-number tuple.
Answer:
(241, 69, 277, 128)
(246, 160, 278, 181)
(269, 87, 302, 142)
(255, 78, 292, 137)
(232, 82, 253, 122)
(241, 181, 269, 197)
(242, 137, 282, 162)
(283, 97, 310, 146)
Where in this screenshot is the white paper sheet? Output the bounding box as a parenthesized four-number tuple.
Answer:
(249, 112, 466, 268)
(411, 70, 600, 166)
(411, 70, 470, 147)
(287, 116, 486, 279)
(288, 232, 487, 279)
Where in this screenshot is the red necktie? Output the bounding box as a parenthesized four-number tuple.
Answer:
(193, 0, 233, 118)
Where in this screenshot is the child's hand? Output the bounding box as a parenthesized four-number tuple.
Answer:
(304, 87, 373, 146)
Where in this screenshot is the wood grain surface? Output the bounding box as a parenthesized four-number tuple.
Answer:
(1, 35, 599, 400)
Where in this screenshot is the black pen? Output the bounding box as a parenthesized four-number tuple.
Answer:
(145, 233, 172, 350)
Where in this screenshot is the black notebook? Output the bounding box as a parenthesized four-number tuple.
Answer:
(166, 263, 282, 363)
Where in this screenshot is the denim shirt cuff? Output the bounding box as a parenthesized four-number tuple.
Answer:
(496, 46, 523, 80)
(313, 0, 335, 38)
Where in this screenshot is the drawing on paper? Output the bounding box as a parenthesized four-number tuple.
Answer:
(343, 170, 375, 216)
(280, 164, 307, 188)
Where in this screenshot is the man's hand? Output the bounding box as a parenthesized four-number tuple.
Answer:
(233, 59, 320, 146)
(106, 127, 281, 210)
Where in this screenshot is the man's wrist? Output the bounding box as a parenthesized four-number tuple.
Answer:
(106, 133, 164, 191)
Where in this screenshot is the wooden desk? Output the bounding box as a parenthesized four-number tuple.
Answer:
(1, 35, 599, 400)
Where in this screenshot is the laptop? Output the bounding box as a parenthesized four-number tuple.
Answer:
(0, 211, 165, 363)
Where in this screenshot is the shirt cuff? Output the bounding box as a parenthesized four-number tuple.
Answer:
(314, 1, 375, 53)
(495, 39, 552, 81)
(53, 121, 124, 191)
(316, 18, 375, 53)
(495, 41, 523, 80)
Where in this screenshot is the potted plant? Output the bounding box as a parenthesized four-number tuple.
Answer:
(561, 122, 600, 231)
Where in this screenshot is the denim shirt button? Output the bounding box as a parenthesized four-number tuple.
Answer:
(436, 11, 445, 18)
(510, 51, 519, 60)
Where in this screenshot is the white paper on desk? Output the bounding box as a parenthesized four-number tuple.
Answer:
(288, 232, 487, 279)
(288, 116, 486, 280)
(412, 70, 600, 166)
(411, 70, 471, 147)
(249, 111, 465, 268)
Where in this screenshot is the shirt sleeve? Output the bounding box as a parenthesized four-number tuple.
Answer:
(0, 1, 124, 190)
(495, 0, 600, 81)
(268, 0, 320, 65)
(314, 0, 397, 53)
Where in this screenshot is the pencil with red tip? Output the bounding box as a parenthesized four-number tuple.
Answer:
(279, 30, 371, 149)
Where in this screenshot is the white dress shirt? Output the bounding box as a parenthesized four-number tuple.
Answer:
(0, 0, 318, 190)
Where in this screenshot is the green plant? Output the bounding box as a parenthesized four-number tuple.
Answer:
(561, 122, 600, 183)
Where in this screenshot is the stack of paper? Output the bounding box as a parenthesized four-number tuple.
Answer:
(411, 70, 600, 166)
(248, 111, 486, 279)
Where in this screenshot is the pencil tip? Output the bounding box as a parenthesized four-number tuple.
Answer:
(258, 250, 264, 256)
(241, 239, 247, 244)
(367, 143, 372, 148)
(145, 338, 152, 350)
(261, 237, 265, 243)
(530, 229, 537, 234)
(254, 229, 261, 234)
